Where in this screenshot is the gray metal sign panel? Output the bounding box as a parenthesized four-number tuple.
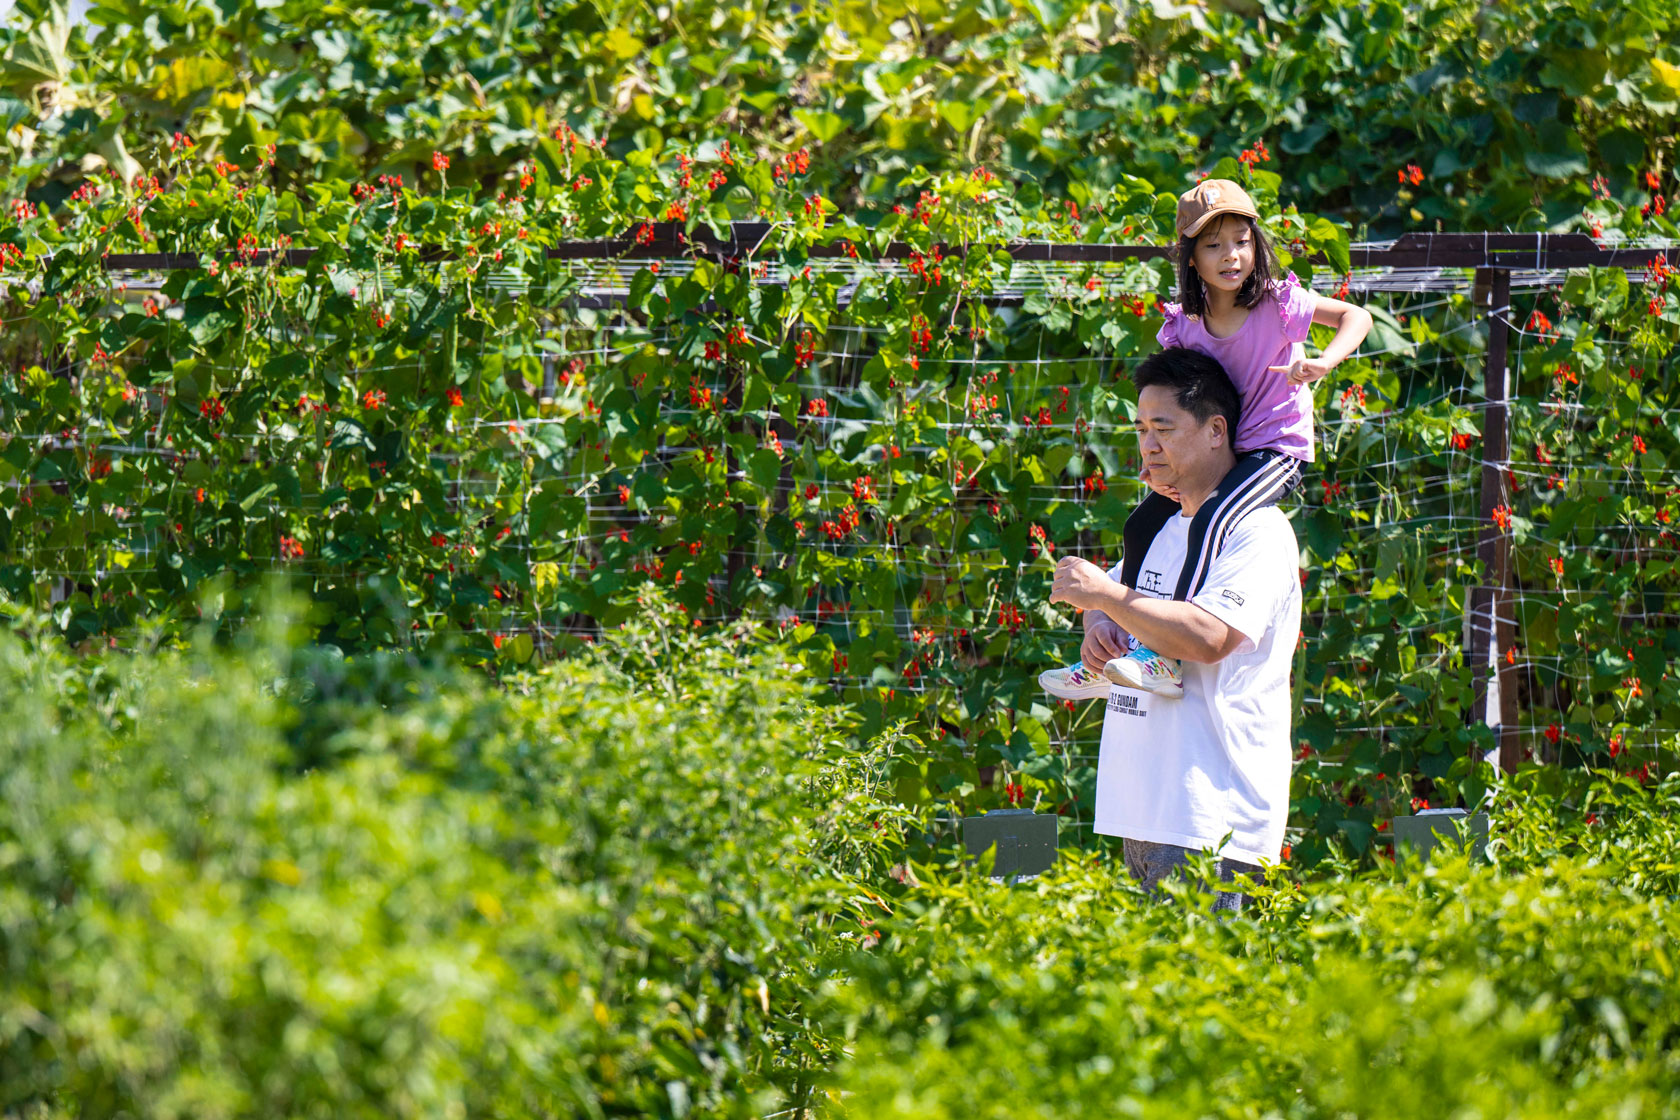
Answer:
(961, 809, 1058, 879)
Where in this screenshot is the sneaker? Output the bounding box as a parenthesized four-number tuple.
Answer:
(1103, 646, 1185, 698)
(1038, 661, 1115, 701)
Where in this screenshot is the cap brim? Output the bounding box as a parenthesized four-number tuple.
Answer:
(1180, 206, 1260, 238)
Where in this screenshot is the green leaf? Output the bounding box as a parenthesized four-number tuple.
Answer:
(182, 297, 237, 347)
(792, 110, 847, 143)
(1524, 121, 1588, 179)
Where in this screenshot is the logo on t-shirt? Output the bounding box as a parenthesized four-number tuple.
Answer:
(1139, 569, 1166, 594)
(1221, 589, 1246, 607)
(1106, 692, 1145, 717)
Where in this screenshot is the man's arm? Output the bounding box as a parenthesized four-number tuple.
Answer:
(1052, 558, 1247, 663)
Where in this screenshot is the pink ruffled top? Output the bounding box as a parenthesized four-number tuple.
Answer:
(1156, 271, 1317, 462)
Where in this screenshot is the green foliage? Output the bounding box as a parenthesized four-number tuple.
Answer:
(0, 594, 907, 1118)
(825, 788, 1680, 1118)
(3, 0, 1678, 235)
(4, 602, 1680, 1116)
(0, 132, 1677, 862)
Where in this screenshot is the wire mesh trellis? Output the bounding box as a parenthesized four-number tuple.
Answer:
(2, 229, 1677, 850)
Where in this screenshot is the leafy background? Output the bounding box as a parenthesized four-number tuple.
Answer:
(3, 121, 1676, 862)
(3, 0, 1680, 1114)
(4, 0, 1679, 229)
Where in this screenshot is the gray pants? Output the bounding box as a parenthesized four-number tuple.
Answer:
(1123, 838, 1264, 914)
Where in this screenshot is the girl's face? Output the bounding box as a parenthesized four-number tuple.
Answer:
(1191, 215, 1255, 296)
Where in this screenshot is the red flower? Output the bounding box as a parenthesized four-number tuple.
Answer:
(1491, 504, 1513, 530)
(1544, 723, 1562, 744)
(1450, 432, 1475, 451)
(431, 152, 450, 172)
(1648, 170, 1662, 191)
(1410, 796, 1430, 812)
(362, 389, 386, 410)
(805, 483, 820, 500)
(446, 387, 464, 408)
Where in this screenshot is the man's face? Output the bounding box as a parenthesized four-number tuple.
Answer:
(1134, 383, 1227, 492)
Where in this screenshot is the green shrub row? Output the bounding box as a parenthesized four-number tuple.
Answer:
(0, 595, 913, 1118)
(3, 603, 1680, 1117)
(828, 833, 1680, 1118)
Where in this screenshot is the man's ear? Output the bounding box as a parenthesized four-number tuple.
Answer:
(1207, 414, 1227, 447)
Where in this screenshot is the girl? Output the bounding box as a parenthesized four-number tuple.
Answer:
(1041, 178, 1373, 700)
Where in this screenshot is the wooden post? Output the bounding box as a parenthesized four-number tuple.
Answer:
(1470, 268, 1521, 774)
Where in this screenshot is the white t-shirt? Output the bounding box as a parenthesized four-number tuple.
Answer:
(1093, 506, 1302, 866)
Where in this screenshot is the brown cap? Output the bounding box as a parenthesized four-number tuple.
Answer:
(1176, 178, 1260, 239)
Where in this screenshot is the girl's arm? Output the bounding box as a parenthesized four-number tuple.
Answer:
(1270, 294, 1374, 386)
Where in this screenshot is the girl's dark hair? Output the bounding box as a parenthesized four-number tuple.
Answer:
(1175, 214, 1278, 318)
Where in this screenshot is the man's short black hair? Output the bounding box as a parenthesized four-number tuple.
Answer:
(1133, 346, 1241, 435)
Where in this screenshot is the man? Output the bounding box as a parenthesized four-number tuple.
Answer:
(1050, 347, 1302, 911)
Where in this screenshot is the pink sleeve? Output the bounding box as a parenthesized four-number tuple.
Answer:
(1274, 272, 1316, 344)
(1156, 302, 1185, 349)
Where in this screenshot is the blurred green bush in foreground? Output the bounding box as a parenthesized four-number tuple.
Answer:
(0, 595, 913, 1119)
(2, 595, 1678, 1118)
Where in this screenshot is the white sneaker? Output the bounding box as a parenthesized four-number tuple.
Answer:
(1103, 646, 1184, 698)
(1038, 661, 1114, 701)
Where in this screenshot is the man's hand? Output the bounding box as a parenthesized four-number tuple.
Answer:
(1050, 555, 1116, 611)
(1270, 357, 1336, 386)
(1081, 618, 1130, 670)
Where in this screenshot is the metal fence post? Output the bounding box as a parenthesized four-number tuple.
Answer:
(1470, 268, 1520, 774)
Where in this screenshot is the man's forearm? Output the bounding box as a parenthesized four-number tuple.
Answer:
(1075, 583, 1238, 663)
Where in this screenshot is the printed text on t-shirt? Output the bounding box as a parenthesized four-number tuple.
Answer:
(1107, 692, 1145, 717)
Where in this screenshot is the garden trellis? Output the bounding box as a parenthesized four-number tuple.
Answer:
(3, 157, 1677, 860)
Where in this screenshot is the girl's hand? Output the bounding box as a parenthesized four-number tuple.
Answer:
(1270, 358, 1336, 386)
(1139, 466, 1182, 503)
